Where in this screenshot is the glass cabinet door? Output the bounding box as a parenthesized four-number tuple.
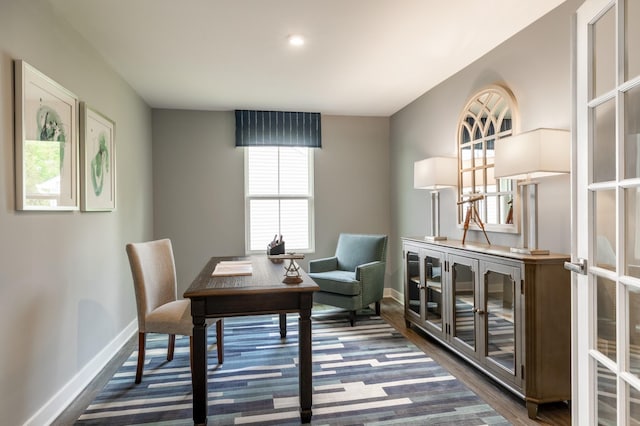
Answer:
(405, 250, 422, 319)
(483, 266, 520, 378)
(451, 255, 479, 355)
(425, 252, 444, 332)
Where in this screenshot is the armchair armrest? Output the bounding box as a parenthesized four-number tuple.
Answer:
(356, 261, 386, 305)
(309, 256, 338, 273)
(355, 261, 385, 283)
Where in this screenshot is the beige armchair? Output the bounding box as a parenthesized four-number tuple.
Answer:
(126, 239, 223, 383)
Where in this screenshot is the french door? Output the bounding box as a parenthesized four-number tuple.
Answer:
(573, 0, 640, 424)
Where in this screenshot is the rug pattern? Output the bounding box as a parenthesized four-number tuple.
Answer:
(77, 310, 509, 425)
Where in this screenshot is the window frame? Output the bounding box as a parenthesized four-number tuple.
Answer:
(457, 84, 520, 234)
(244, 146, 315, 254)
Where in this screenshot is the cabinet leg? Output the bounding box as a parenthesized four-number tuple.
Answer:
(405, 320, 411, 328)
(526, 401, 539, 419)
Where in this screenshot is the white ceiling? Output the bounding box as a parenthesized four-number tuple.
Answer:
(49, 0, 566, 116)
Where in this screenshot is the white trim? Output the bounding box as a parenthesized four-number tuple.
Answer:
(24, 320, 137, 426)
(384, 287, 403, 305)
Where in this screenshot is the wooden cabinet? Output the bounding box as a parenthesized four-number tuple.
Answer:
(402, 237, 571, 419)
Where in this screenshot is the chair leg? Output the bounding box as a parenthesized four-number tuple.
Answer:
(135, 332, 146, 384)
(375, 301, 381, 316)
(167, 334, 176, 361)
(216, 319, 224, 364)
(349, 310, 356, 327)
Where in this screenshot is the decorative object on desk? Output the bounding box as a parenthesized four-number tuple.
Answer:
(75, 313, 508, 425)
(212, 260, 253, 277)
(458, 194, 491, 245)
(267, 234, 285, 259)
(269, 253, 305, 284)
(414, 157, 457, 241)
(14, 60, 79, 211)
(80, 103, 116, 211)
(494, 128, 570, 255)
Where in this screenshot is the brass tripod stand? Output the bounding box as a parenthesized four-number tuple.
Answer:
(457, 194, 491, 245)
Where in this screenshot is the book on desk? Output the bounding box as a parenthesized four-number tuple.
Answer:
(211, 260, 253, 277)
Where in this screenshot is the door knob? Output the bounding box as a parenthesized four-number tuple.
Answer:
(564, 258, 587, 275)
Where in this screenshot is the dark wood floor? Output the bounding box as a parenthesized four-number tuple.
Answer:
(54, 298, 570, 425)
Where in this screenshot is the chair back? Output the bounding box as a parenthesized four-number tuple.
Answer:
(335, 233, 388, 272)
(126, 239, 178, 331)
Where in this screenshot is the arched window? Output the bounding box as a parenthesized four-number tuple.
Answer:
(457, 85, 518, 232)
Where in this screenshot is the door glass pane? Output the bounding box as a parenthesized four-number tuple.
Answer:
(485, 270, 515, 373)
(597, 360, 617, 426)
(625, 85, 640, 179)
(629, 383, 640, 424)
(628, 286, 640, 376)
(595, 189, 617, 271)
(503, 195, 515, 225)
(597, 276, 617, 362)
(625, 0, 640, 80)
(626, 188, 640, 278)
(592, 6, 616, 99)
(593, 99, 617, 183)
(453, 262, 475, 349)
(406, 251, 421, 317)
(425, 255, 443, 330)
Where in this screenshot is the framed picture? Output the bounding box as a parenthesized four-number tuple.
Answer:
(14, 60, 79, 210)
(80, 103, 116, 211)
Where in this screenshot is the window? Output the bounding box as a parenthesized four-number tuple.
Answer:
(457, 85, 518, 232)
(245, 146, 314, 253)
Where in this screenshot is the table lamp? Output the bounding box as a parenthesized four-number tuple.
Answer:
(414, 157, 458, 241)
(494, 128, 570, 255)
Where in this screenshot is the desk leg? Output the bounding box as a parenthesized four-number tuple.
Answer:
(191, 299, 208, 426)
(279, 313, 287, 338)
(299, 295, 313, 423)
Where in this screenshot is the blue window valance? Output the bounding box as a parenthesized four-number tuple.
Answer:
(235, 110, 321, 148)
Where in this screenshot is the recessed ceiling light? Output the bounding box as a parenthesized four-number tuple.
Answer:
(288, 34, 305, 47)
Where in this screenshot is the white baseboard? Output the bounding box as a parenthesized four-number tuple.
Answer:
(24, 320, 137, 426)
(384, 287, 403, 305)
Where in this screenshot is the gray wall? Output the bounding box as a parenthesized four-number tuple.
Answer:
(152, 111, 391, 295)
(388, 0, 581, 294)
(0, 1, 153, 424)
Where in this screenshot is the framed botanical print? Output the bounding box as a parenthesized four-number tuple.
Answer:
(14, 60, 79, 210)
(80, 103, 116, 211)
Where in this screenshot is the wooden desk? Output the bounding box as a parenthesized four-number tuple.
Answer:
(184, 255, 319, 425)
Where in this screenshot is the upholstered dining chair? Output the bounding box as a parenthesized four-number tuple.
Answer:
(308, 233, 388, 326)
(126, 239, 223, 384)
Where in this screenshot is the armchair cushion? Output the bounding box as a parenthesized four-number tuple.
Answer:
(307, 270, 360, 296)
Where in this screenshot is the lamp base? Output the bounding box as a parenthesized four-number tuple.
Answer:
(510, 247, 550, 255)
(425, 235, 448, 242)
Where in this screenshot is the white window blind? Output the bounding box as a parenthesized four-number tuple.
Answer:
(245, 147, 314, 253)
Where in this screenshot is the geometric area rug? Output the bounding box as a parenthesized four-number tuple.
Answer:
(76, 309, 509, 425)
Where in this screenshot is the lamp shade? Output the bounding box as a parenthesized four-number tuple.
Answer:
(414, 157, 458, 189)
(493, 128, 570, 180)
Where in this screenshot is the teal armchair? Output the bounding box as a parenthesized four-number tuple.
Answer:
(308, 233, 388, 326)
